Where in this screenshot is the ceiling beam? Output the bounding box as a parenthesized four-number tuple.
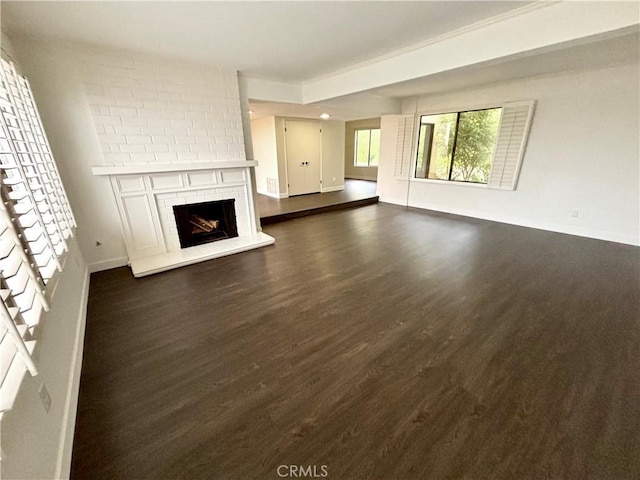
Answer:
(302, 1, 640, 103)
(240, 76, 303, 104)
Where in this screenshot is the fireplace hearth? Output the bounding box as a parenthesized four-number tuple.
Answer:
(93, 163, 274, 276)
(173, 199, 238, 249)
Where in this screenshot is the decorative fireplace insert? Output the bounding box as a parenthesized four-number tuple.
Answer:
(173, 199, 238, 249)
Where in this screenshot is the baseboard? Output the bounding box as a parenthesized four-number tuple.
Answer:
(55, 265, 90, 479)
(321, 185, 345, 193)
(257, 189, 289, 199)
(87, 256, 128, 273)
(345, 175, 377, 181)
(378, 197, 408, 207)
(391, 200, 640, 247)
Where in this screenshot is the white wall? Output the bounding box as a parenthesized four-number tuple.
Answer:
(9, 37, 250, 270)
(320, 119, 346, 192)
(1, 34, 90, 480)
(79, 48, 245, 166)
(0, 239, 89, 480)
(377, 114, 411, 206)
(378, 62, 640, 246)
(251, 116, 280, 197)
(274, 117, 288, 196)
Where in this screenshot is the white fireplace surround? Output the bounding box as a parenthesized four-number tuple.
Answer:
(93, 161, 274, 276)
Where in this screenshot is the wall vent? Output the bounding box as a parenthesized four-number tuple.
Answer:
(267, 177, 278, 194)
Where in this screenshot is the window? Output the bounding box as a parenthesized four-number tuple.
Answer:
(354, 128, 380, 167)
(0, 56, 75, 413)
(412, 101, 536, 190)
(415, 108, 501, 184)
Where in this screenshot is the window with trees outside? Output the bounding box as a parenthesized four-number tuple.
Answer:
(415, 107, 501, 184)
(354, 128, 380, 167)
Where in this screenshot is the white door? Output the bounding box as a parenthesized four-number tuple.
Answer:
(285, 120, 321, 196)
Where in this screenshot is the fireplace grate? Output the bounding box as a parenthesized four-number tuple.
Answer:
(173, 199, 238, 249)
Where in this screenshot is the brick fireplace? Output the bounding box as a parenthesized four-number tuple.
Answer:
(93, 162, 274, 276)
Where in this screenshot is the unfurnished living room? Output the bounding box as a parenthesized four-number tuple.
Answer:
(0, 2, 639, 479)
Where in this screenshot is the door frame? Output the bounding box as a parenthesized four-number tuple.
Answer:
(283, 118, 323, 197)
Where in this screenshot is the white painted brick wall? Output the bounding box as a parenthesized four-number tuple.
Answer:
(79, 51, 246, 166)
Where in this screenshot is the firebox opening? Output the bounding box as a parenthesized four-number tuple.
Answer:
(173, 199, 238, 249)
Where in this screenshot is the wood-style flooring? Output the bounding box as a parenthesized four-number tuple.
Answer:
(71, 204, 640, 480)
(258, 179, 378, 224)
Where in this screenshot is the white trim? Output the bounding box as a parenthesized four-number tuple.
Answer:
(130, 232, 275, 277)
(416, 100, 511, 118)
(345, 175, 377, 181)
(378, 197, 407, 207)
(257, 189, 288, 199)
(392, 201, 640, 247)
(321, 185, 345, 193)
(87, 256, 129, 273)
(54, 265, 90, 480)
(92, 161, 258, 176)
(411, 178, 489, 189)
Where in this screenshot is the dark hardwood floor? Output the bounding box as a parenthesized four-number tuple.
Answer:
(71, 204, 640, 480)
(258, 179, 378, 224)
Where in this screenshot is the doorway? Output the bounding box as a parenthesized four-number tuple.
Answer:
(285, 120, 321, 196)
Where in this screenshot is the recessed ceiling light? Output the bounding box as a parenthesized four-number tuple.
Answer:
(320, 113, 330, 119)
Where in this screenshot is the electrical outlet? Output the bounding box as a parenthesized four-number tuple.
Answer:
(332, 177, 336, 182)
(39, 383, 51, 412)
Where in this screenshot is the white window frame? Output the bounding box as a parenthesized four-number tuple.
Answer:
(410, 100, 536, 191)
(0, 55, 76, 414)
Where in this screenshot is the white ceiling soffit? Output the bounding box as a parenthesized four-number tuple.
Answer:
(369, 30, 640, 99)
(249, 92, 402, 122)
(302, 1, 640, 103)
(1, 1, 531, 82)
(249, 29, 640, 121)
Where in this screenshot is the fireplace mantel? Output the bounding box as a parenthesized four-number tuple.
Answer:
(94, 162, 273, 276)
(92, 161, 259, 176)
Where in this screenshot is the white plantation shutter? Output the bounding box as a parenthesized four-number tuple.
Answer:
(1, 59, 75, 252)
(0, 204, 49, 412)
(394, 114, 414, 179)
(0, 56, 75, 413)
(488, 101, 536, 190)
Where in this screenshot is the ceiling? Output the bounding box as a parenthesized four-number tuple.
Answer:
(2, 1, 638, 122)
(2, 1, 530, 82)
(250, 30, 640, 121)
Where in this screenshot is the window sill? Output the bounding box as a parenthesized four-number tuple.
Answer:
(353, 165, 378, 168)
(410, 178, 488, 189)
